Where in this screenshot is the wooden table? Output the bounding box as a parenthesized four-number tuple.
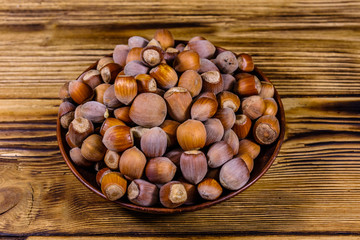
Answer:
(1, 0, 359, 239)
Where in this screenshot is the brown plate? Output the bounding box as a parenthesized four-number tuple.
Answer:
(57, 43, 285, 214)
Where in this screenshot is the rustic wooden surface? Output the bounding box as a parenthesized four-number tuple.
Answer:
(0, 0, 359, 239)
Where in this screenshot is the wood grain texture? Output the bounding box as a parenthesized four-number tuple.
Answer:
(0, 0, 359, 237)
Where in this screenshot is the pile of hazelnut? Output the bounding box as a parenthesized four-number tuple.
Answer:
(58, 29, 280, 208)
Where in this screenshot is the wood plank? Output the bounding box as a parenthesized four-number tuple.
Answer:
(0, 97, 359, 235)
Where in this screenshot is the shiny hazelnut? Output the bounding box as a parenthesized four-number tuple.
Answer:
(197, 178, 223, 200)
(207, 141, 234, 168)
(68, 80, 93, 104)
(145, 157, 177, 184)
(219, 157, 250, 190)
(178, 70, 202, 97)
(176, 119, 207, 151)
(126, 47, 143, 64)
(94, 83, 111, 104)
(234, 73, 262, 97)
(114, 75, 138, 105)
(204, 118, 224, 146)
(217, 91, 240, 112)
(159, 181, 187, 208)
(114, 106, 133, 125)
(241, 95, 266, 120)
(232, 114, 252, 139)
(81, 134, 107, 162)
(120, 146, 147, 180)
(129, 93, 167, 127)
(191, 93, 218, 121)
(149, 63, 178, 89)
(253, 115, 280, 145)
(100, 118, 126, 136)
(180, 150, 208, 185)
(140, 127, 167, 157)
(222, 129, 239, 155)
(128, 179, 159, 207)
(102, 125, 134, 152)
(101, 172, 127, 201)
(237, 53, 254, 72)
(164, 87, 192, 122)
(260, 82, 275, 98)
(263, 98, 278, 116)
(154, 29, 174, 49)
(173, 50, 200, 72)
(135, 74, 157, 93)
(201, 71, 223, 94)
(238, 139, 261, 159)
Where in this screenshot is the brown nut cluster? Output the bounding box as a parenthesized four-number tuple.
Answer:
(58, 29, 280, 209)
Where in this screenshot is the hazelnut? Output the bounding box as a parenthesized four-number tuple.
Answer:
(214, 107, 236, 130)
(241, 95, 265, 120)
(145, 157, 177, 184)
(219, 157, 250, 190)
(222, 74, 236, 91)
(217, 91, 240, 112)
(100, 63, 122, 84)
(232, 114, 252, 139)
(102, 125, 134, 152)
(113, 106, 133, 125)
(234, 73, 261, 97)
(238, 139, 261, 159)
(68, 80, 93, 104)
(135, 74, 157, 93)
(164, 87, 192, 122)
(222, 129, 239, 155)
(126, 47, 143, 64)
(140, 127, 168, 158)
(180, 150, 208, 185)
(215, 51, 238, 74)
(260, 82, 275, 99)
(101, 172, 127, 201)
(149, 63, 178, 89)
(204, 118, 224, 146)
(120, 146, 147, 180)
(103, 85, 122, 109)
(100, 118, 126, 136)
(81, 134, 107, 162)
(82, 69, 102, 89)
(69, 147, 93, 168)
(154, 29, 174, 49)
(159, 181, 187, 208)
(173, 50, 200, 72)
(96, 57, 114, 71)
(94, 83, 111, 104)
(263, 98, 278, 116)
(191, 93, 218, 121)
(197, 178, 223, 200)
(237, 53, 254, 72)
(253, 115, 280, 145)
(176, 119, 207, 151)
(80, 101, 107, 123)
(207, 141, 234, 168)
(66, 117, 94, 148)
(201, 71, 223, 94)
(128, 179, 159, 207)
(114, 75, 138, 105)
(198, 58, 219, 74)
(178, 70, 202, 97)
(113, 44, 129, 67)
(141, 45, 164, 67)
(160, 120, 180, 147)
(104, 150, 121, 170)
(128, 36, 149, 49)
(186, 40, 216, 59)
(124, 60, 149, 76)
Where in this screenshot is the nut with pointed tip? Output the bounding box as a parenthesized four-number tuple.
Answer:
(237, 53, 254, 72)
(81, 134, 107, 162)
(178, 70, 202, 97)
(96, 57, 114, 71)
(149, 63, 178, 89)
(263, 98, 278, 116)
(154, 29, 174, 50)
(101, 172, 127, 201)
(59, 82, 70, 100)
(120, 146, 147, 180)
(140, 127, 167, 158)
(164, 148, 183, 168)
(113, 44, 130, 67)
(159, 181, 187, 208)
(66, 117, 94, 148)
(128, 36, 149, 49)
(114, 75, 138, 105)
(102, 125, 134, 152)
(220, 157, 250, 190)
(232, 114, 252, 139)
(128, 179, 159, 207)
(242, 95, 265, 120)
(186, 40, 216, 59)
(238, 139, 261, 159)
(234, 73, 262, 97)
(238, 153, 254, 172)
(207, 141, 234, 168)
(82, 69, 102, 89)
(214, 107, 236, 130)
(114, 106, 133, 125)
(197, 178, 223, 200)
(201, 71, 223, 94)
(222, 129, 239, 155)
(260, 82, 275, 98)
(135, 74, 157, 93)
(198, 58, 219, 74)
(102, 86, 122, 109)
(100, 118, 126, 136)
(215, 51, 239, 74)
(100, 63, 122, 84)
(164, 87, 192, 122)
(217, 91, 240, 112)
(59, 101, 75, 129)
(68, 80, 93, 104)
(191, 93, 218, 121)
(253, 115, 280, 145)
(104, 150, 121, 170)
(145, 157, 177, 184)
(222, 74, 236, 91)
(94, 83, 111, 104)
(124, 60, 149, 77)
(173, 50, 200, 72)
(69, 147, 93, 168)
(141, 45, 164, 67)
(176, 119, 207, 151)
(80, 101, 107, 123)
(96, 167, 111, 186)
(204, 118, 224, 146)
(180, 150, 207, 185)
(129, 93, 167, 127)
(160, 120, 180, 147)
